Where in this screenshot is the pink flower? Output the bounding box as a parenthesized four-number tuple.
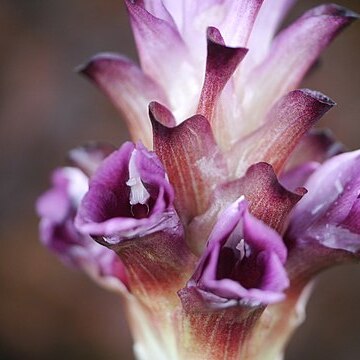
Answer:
(38, 1, 359, 359)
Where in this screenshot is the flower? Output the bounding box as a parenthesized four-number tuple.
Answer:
(36, 143, 128, 292)
(181, 197, 289, 308)
(75, 141, 175, 243)
(37, 1, 360, 359)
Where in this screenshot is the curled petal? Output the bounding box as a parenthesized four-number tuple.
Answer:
(148, 101, 176, 127)
(151, 104, 227, 222)
(75, 141, 174, 243)
(79, 53, 168, 148)
(197, 27, 248, 123)
(238, 163, 306, 233)
(182, 198, 289, 309)
(242, 4, 357, 132)
(230, 89, 335, 177)
(36, 167, 128, 292)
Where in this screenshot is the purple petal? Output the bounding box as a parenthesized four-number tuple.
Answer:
(36, 167, 128, 292)
(230, 89, 335, 177)
(197, 27, 248, 122)
(285, 150, 360, 284)
(182, 198, 289, 308)
(75, 141, 175, 243)
(150, 104, 227, 222)
(79, 53, 168, 148)
(243, 4, 357, 131)
(287, 150, 360, 254)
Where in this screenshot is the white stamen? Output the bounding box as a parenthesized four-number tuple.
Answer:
(236, 239, 251, 261)
(126, 149, 150, 206)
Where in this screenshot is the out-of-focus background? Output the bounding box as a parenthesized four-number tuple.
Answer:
(0, 1, 359, 359)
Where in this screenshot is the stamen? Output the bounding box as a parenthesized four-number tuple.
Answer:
(236, 239, 251, 260)
(126, 149, 150, 206)
(236, 239, 246, 260)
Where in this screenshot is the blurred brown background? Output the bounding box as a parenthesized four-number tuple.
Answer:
(0, 1, 359, 359)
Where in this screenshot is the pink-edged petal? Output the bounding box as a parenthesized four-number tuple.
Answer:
(197, 27, 248, 122)
(217, 0, 264, 47)
(75, 141, 175, 242)
(126, 0, 206, 122)
(125, 0, 187, 87)
(230, 89, 335, 177)
(160, 0, 221, 38)
(150, 103, 227, 222)
(136, 0, 176, 25)
(187, 162, 304, 255)
(244, 0, 296, 68)
(285, 150, 360, 284)
(79, 53, 168, 148)
(242, 4, 358, 132)
(284, 128, 344, 171)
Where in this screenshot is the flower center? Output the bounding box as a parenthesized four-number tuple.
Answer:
(217, 236, 263, 290)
